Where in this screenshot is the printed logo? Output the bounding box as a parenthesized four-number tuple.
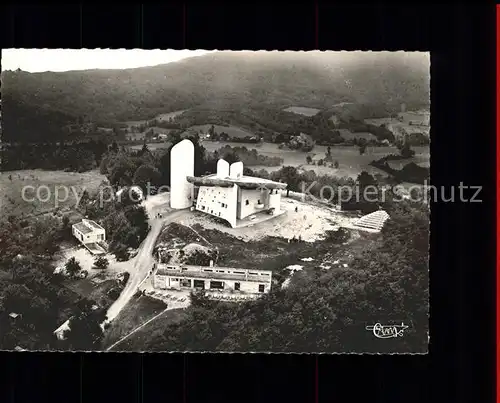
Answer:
(365, 322, 409, 339)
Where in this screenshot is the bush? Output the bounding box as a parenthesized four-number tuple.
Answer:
(107, 287, 121, 300)
(65, 257, 82, 277)
(93, 256, 109, 270)
(325, 228, 351, 244)
(122, 272, 130, 286)
(113, 244, 129, 261)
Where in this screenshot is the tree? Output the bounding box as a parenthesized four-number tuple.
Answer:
(113, 243, 129, 261)
(93, 256, 109, 270)
(273, 166, 302, 197)
(107, 153, 138, 186)
(399, 142, 415, 158)
(357, 171, 377, 188)
(223, 151, 240, 165)
(158, 149, 172, 185)
(139, 141, 150, 156)
(133, 164, 161, 194)
(65, 257, 82, 277)
(62, 215, 70, 230)
(99, 158, 108, 175)
(65, 309, 107, 350)
(118, 187, 143, 207)
(123, 205, 150, 245)
(79, 190, 90, 208)
(189, 290, 212, 308)
(109, 141, 119, 153)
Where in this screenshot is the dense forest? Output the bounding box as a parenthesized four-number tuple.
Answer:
(1, 140, 109, 172)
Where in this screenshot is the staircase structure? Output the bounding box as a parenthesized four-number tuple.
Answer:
(353, 210, 390, 233)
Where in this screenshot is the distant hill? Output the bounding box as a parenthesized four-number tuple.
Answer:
(1, 51, 430, 142)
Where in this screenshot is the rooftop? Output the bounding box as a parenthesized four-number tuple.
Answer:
(187, 174, 287, 190)
(83, 219, 105, 231)
(73, 219, 104, 235)
(156, 270, 270, 283)
(156, 265, 272, 283)
(73, 221, 93, 235)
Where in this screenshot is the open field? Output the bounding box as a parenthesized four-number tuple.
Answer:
(123, 110, 188, 128)
(123, 120, 148, 127)
(155, 110, 187, 122)
(365, 110, 430, 137)
(338, 129, 377, 141)
(126, 132, 147, 141)
(0, 169, 107, 218)
(178, 196, 358, 243)
(102, 294, 167, 347)
(125, 126, 173, 141)
(332, 102, 355, 107)
(188, 124, 255, 139)
(130, 139, 429, 177)
(130, 143, 169, 150)
(54, 246, 133, 278)
(149, 127, 173, 135)
(202, 141, 430, 177)
(399, 110, 430, 125)
(283, 106, 321, 116)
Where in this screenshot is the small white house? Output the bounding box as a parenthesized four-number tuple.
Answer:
(54, 318, 72, 341)
(72, 219, 106, 254)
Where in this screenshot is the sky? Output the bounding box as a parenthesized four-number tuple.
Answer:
(1, 49, 215, 72)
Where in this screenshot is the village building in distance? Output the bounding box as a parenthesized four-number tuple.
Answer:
(72, 219, 106, 254)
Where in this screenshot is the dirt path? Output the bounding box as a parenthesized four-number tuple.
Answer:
(104, 208, 189, 325)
